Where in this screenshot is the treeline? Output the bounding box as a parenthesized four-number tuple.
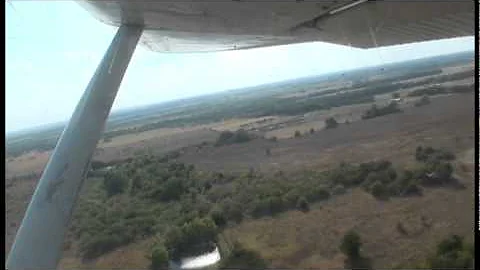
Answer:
(407, 83, 473, 97)
(362, 102, 402, 120)
(215, 130, 254, 146)
(6, 136, 59, 158)
(70, 145, 458, 261)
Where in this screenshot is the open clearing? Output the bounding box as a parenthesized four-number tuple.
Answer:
(179, 93, 474, 173)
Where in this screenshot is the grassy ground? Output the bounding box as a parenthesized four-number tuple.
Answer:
(5, 92, 474, 269)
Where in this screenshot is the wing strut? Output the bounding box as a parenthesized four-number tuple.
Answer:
(6, 24, 143, 270)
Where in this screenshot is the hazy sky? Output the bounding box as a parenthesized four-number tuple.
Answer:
(5, 1, 474, 133)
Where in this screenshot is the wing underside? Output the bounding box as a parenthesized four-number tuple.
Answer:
(77, 0, 475, 53)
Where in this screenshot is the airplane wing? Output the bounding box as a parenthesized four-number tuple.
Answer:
(77, 0, 475, 53)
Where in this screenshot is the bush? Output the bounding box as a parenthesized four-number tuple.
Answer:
(427, 235, 474, 269)
(210, 207, 227, 228)
(158, 178, 185, 201)
(80, 233, 128, 259)
(294, 130, 302, 138)
(151, 245, 169, 270)
(401, 183, 422, 196)
(362, 102, 401, 119)
(103, 171, 128, 196)
(215, 129, 253, 146)
(296, 197, 310, 212)
(165, 218, 218, 259)
(325, 117, 338, 129)
(340, 230, 362, 259)
(370, 181, 389, 199)
(416, 146, 455, 163)
(306, 187, 330, 202)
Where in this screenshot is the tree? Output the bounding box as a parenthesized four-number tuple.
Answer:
(151, 245, 169, 270)
(294, 130, 302, 138)
(325, 117, 338, 129)
(103, 171, 127, 196)
(309, 128, 315, 134)
(210, 207, 227, 228)
(428, 235, 474, 269)
(340, 230, 362, 259)
(392, 92, 400, 99)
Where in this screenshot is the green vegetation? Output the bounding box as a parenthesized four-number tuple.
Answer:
(296, 197, 310, 212)
(103, 170, 128, 197)
(165, 217, 218, 260)
(71, 144, 459, 259)
(294, 130, 302, 138)
(407, 84, 473, 97)
(215, 129, 253, 146)
(150, 245, 169, 270)
(340, 230, 372, 269)
(362, 102, 402, 120)
(340, 230, 362, 259)
(325, 117, 338, 129)
(6, 60, 472, 158)
(425, 235, 474, 269)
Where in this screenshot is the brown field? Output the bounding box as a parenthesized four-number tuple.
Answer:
(179, 93, 474, 173)
(225, 159, 474, 269)
(5, 92, 475, 268)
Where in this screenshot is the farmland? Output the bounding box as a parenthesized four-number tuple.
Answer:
(5, 51, 475, 269)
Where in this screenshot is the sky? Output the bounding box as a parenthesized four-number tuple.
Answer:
(5, 1, 474, 133)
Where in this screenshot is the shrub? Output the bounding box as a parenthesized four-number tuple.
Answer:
(401, 183, 422, 196)
(215, 129, 253, 146)
(340, 230, 362, 259)
(362, 102, 401, 119)
(370, 181, 389, 199)
(325, 117, 338, 129)
(151, 245, 169, 270)
(103, 171, 128, 196)
(210, 207, 227, 228)
(306, 187, 330, 202)
(427, 235, 474, 269)
(165, 218, 218, 259)
(294, 130, 302, 138)
(296, 197, 310, 212)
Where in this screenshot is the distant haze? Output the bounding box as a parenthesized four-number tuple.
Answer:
(5, 1, 474, 133)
